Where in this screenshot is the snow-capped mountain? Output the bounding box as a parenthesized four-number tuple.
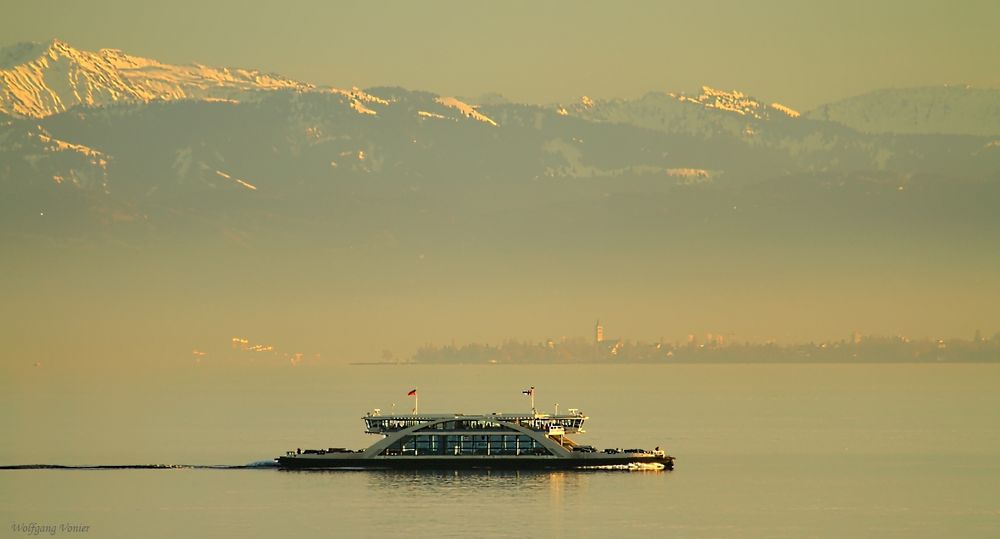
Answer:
(0, 39, 508, 127)
(551, 87, 802, 141)
(561, 86, 799, 122)
(806, 86, 1000, 136)
(1, 38, 997, 222)
(0, 39, 395, 119)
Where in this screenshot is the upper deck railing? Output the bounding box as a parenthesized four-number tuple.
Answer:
(362, 410, 588, 435)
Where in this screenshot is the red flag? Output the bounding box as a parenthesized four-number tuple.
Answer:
(407, 389, 417, 396)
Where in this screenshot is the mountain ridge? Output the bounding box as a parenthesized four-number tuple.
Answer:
(1, 38, 997, 211)
(0, 39, 387, 119)
(3, 39, 998, 140)
(806, 85, 1000, 137)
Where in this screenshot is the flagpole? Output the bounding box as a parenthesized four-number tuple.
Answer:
(522, 386, 537, 415)
(408, 388, 418, 415)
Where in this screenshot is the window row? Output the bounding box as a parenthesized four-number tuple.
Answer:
(380, 434, 552, 456)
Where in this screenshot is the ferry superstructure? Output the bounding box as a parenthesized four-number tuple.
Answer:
(276, 408, 674, 470)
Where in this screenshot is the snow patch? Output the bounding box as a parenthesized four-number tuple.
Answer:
(203, 97, 240, 104)
(34, 130, 108, 169)
(698, 86, 761, 117)
(339, 86, 389, 106)
(434, 96, 497, 126)
(215, 170, 257, 191)
(351, 100, 376, 115)
(417, 110, 451, 120)
(667, 167, 711, 178)
(769, 102, 800, 118)
(667, 168, 713, 184)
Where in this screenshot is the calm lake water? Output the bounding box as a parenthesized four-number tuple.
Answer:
(2, 363, 999, 538)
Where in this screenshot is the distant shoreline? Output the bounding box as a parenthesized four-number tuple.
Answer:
(349, 359, 1000, 366)
(403, 336, 1000, 366)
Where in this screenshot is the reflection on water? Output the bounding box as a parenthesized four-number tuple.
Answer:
(277, 468, 595, 509)
(363, 468, 586, 496)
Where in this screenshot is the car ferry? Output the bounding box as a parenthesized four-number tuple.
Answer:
(276, 407, 674, 470)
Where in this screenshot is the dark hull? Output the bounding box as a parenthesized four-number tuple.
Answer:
(277, 455, 673, 471)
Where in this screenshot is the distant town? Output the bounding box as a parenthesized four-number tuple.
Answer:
(212, 323, 1000, 366)
(406, 322, 1000, 364)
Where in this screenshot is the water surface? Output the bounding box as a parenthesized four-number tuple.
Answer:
(2, 364, 998, 538)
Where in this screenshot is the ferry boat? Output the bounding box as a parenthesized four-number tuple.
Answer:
(276, 407, 674, 470)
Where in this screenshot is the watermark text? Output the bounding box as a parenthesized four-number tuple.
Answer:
(11, 522, 91, 535)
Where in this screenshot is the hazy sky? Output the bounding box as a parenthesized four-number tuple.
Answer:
(2, 0, 999, 366)
(3, 0, 998, 110)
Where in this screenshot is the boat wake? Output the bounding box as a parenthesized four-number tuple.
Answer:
(0, 460, 279, 470)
